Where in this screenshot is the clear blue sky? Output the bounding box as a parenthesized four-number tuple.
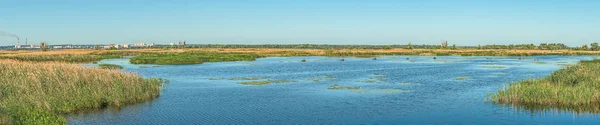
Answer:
(0, 0, 598, 46)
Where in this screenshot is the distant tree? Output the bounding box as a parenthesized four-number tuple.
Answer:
(347, 46, 354, 50)
(477, 45, 481, 49)
(434, 45, 441, 49)
(407, 43, 413, 50)
(582, 45, 589, 51)
(40, 42, 49, 51)
(591, 42, 599, 51)
(384, 45, 392, 50)
(109, 46, 117, 50)
(452, 44, 456, 50)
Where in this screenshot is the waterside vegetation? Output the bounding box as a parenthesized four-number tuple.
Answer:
(490, 59, 600, 114)
(0, 60, 164, 124)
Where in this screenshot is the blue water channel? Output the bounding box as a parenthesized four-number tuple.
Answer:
(67, 56, 600, 124)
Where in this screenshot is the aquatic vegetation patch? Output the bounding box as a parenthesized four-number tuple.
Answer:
(239, 79, 297, 85)
(306, 75, 336, 82)
(227, 77, 266, 80)
(327, 84, 412, 94)
(454, 76, 468, 80)
(490, 59, 600, 114)
(0, 60, 164, 124)
(207, 78, 225, 80)
(327, 84, 360, 90)
(479, 65, 506, 69)
(400, 82, 423, 85)
(98, 64, 123, 70)
(357, 73, 387, 83)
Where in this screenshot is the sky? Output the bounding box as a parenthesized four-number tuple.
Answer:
(0, 0, 599, 46)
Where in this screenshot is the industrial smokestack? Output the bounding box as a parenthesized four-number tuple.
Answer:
(0, 31, 19, 48)
(26, 38, 28, 45)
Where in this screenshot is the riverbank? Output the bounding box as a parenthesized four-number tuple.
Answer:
(1, 48, 600, 64)
(0, 60, 164, 124)
(490, 59, 600, 113)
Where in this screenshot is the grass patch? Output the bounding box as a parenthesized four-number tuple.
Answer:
(227, 77, 265, 81)
(490, 59, 600, 114)
(130, 52, 266, 65)
(327, 84, 360, 90)
(0, 60, 164, 124)
(98, 64, 123, 70)
(307, 75, 336, 82)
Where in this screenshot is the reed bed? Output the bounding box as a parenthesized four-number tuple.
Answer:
(490, 59, 600, 114)
(130, 52, 266, 65)
(0, 54, 120, 63)
(0, 60, 164, 124)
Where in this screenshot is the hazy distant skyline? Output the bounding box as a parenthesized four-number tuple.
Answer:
(1, 0, 599, 46)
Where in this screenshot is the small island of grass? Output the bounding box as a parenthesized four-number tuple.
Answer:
(98, 64, 123, 69)
(129, 52, 265, 65)
(490, 59, 600, 113)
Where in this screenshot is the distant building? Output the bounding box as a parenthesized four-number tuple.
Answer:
(178, 41, 186, 46)
(133, 43, 146, 47)
(121, 44, 130, 48)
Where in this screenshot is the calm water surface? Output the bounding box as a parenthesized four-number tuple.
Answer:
(68, 56, 600, 124)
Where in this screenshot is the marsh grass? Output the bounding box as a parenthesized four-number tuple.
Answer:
(130, 52, 266, 65)
(98, 64, 123, 70)
(490, 59, 600, 114)
(0, 60, 164, 124)
(0, 54, 120, 63)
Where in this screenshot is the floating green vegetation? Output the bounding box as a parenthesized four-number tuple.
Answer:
(98, 64, 123, 70)
(307, 75, 336, 82)
(239, 79, 297, 85)
(207, 78, 224, 80)
(227, 77, 266, 80)
(454, 76, 468, 80)
(327, 84, 360, 90)
(328, 84, 412, 94)
(533, 62, 548, 64)
(479, 65, 506, 69)
(130, 52, 266, 65)
(490, 59, 600, 114)
(0, 60, 164, 124)
(400, 82, 423, 84)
